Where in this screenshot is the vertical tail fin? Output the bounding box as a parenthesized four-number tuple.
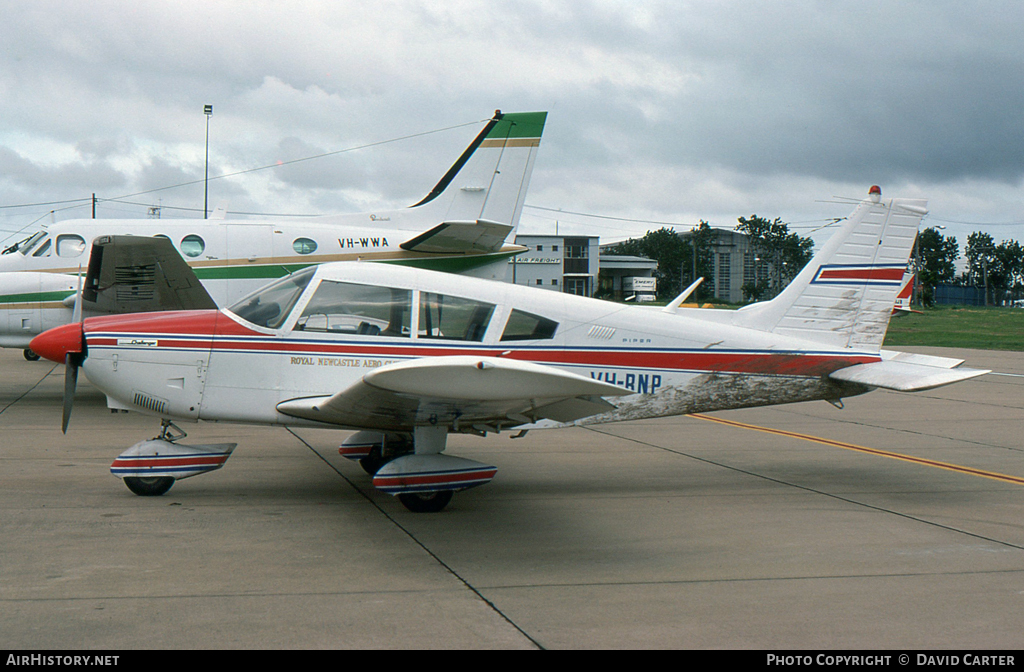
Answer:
(733, 188, 926, 351)
(410, 111, 547, 231)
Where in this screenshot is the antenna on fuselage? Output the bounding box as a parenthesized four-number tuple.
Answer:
(662, 277, 705, 314)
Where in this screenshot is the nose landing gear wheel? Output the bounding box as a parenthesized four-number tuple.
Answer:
(398, 490, 453, 513)
(123, 476, 175, 496)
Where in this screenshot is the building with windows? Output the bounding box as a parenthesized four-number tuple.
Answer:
(597, 254, 658, 300)
(677, 228, 755, 304)
(511, 235, 600, 296)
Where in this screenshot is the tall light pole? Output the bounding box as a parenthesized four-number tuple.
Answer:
(204, 104, 213, 219)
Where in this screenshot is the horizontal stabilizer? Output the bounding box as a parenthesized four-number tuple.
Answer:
(828, 360, 989, 392)
(879, 349, 965, 369)
(400, 219, 514, 254)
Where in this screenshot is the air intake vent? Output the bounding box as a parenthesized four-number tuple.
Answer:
(132, 391, 168, 415)
(587, 325, 616, 340)
(115, 264, 156, 302)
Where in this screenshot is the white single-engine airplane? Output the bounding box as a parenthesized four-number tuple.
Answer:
(30, 188, 989, 512)
(1, 110, 546, 358)
(891, 270, 921, 316)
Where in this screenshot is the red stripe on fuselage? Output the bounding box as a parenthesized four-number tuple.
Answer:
(84, 309, 880, 377)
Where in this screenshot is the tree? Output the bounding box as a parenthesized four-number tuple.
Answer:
(603, 227, 689, 300)
(965, 233, 1024, 305)
(735, 215, 814, 301)
(964, 231, 996, 304)
(913, 227, 958, 306)
(994, 240, 1024, 304)
(684, 220, 716, 301)
(603, 223, 716, 301)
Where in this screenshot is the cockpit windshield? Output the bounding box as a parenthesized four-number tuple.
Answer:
(5, 231, 49, 256)
(227, 267, 316, 329)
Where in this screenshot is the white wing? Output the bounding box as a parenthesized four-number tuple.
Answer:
(276, 356, 626, 431)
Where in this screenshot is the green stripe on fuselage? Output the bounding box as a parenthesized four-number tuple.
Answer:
(192, 264, 313, 280)
(0, 290, 75, 305)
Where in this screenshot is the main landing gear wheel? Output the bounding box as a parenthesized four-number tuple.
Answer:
(359, 448, 387, 476)
(23, 349, 40, 361)
(398, 490, 453, 513)
(123, 476, 175, 497)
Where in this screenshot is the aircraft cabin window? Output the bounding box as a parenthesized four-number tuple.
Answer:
(293, 238, 317, 255)
(418, 293, 495, 342)
(500, 309, 559, 341)
(180, 234, 206, 258)
(228, 267, 316, 329)
(294, 280, 411, 337)
(56, 234, 86, 258)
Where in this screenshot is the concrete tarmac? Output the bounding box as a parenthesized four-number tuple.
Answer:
(1, 346, 1022, 650)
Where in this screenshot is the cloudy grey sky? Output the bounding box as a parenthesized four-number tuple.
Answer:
(3, 0, 1024, 253)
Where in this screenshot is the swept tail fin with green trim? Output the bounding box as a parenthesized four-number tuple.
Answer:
(410, 111, 547, 232)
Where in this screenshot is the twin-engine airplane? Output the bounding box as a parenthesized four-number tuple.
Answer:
(1, 110, 546, 357)
(30, 188, 989, 512)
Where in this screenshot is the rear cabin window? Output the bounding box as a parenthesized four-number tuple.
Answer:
(294, 280, 411, 337)
(293, 238, 317, 254)
(56, 234, 86, 257)
(180, 234, 205, 258)
(418, 293, 495, 342)
(500, 309, 559, 341)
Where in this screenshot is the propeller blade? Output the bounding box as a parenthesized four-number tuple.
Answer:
(62, 270, 86, 434)
(71, 265, 84, 323)
(62, 352, 79, 434)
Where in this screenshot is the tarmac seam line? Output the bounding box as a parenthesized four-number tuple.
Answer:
(0, 361, 59, 419)
(472, 566, 1024, 591)
(285, 427, 546, 650)
(583, 424, 1024, 554)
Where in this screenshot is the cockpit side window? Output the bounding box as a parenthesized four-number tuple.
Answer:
(227, 267, 316, 329)
(419, 293, 495, 341)
(293, 280, 411, 337)
(500, 309, 559, 341)
(56, 234, 86, 258)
